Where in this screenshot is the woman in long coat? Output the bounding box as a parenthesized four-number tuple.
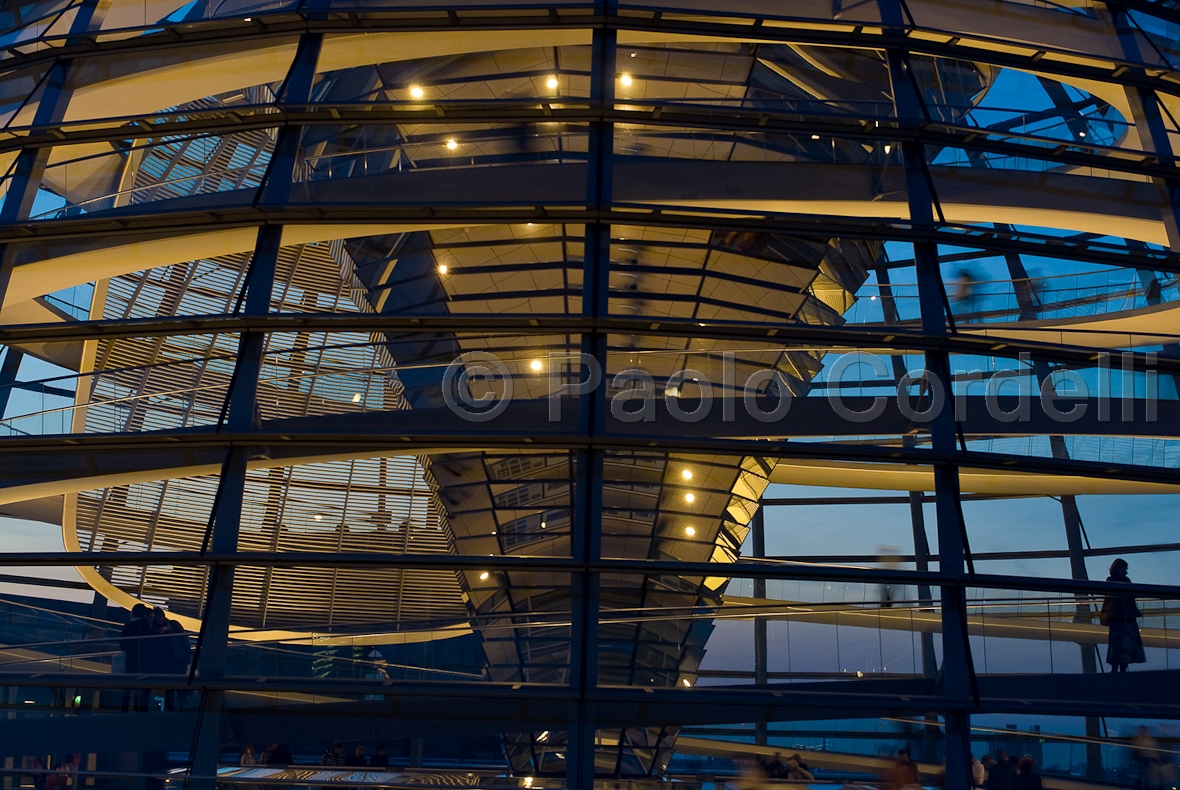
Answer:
(1102, 558, 1147, 672)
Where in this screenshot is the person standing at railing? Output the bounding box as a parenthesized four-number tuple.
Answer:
(119, 603, 152, 711)
(1099, 558, 1147, 672)
(1012, 758, 1042, 790)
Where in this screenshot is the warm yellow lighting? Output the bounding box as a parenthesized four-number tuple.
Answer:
(682, 678, 691, 687)
(811, 134, 821, 140)
(437, 264, 448, 275)
(884, 144, 892, 154)
(546, 76, 559, 89)
(313, 514, 323, 522)
(409, 85, 424, 99)
(530, 359, 543, 372)
(479, 571, 490, 581)
(619, 73, 633, 87)
(685, 526, 696, 537)
(681, 469, 692, 480)
(446, 139, 458, 150)
(352, 393, 362, 403)
(685, 493, 695, 503)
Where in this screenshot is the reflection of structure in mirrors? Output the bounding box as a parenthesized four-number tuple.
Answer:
(0, 0, 1178, 788)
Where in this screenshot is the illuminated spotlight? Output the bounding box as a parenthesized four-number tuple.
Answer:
(446, 139, 458, 150)
(313, 514, 323, 522)
(437, 263, 448, 275)
(409, 85, 424, 99)
(685, 493, 695, 503)
(479, 571, 490, 581)
(681, 469, 693, 480)
(870, 295, 878, 301)
(530, 359, 543, 372)
(243, 16, 252, 21)
(352, 392, 362, 403)
(1078, 131, 1087, 138)
(546, 76, 559, 89)
(811, 134, 821, 140)
(682, 678, 692, 687)
(685, 526, 696, 537)
(619, 73, 633, 87)
(540, 521, 547, 529)
(884, 144, 892, 154)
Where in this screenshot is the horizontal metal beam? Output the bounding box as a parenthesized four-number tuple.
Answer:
(1, 203, 1174, 276)
(2, 550, 1177, 597)
(3, 425, 1179, 489)
(3, 7, 1178, 102)
(2, 103, 1175, 182)
(0, 313, 1174, 373)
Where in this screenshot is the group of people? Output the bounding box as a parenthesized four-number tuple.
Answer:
(755, 752, 815, 782)
(970, 751, 1042, 790)
(118, 603, 191, 675)
(118, 603, 192, 710)
(884, 749, 1042, 790)
(317, 743, 394, 769)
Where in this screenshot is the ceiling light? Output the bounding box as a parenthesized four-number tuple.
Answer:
(630, 51, 637, 58)
(1078, 131, 1087, 138)
(681, 469, 692, 480)
(619, 73, 633, 87)
(243, 16, 252, 21)
(479, 571, 490, 581)
(884, 144, 892, 154)
(685, 526, 696, 537)
(409, 85, 424, 99)
(546, 76, 559, 89)
(352, 393, 361, 403)
(540, 521, 547, 529)
(685, 493, 695, 503)
(811, 134, 821, 140)
(313, 514, 323, 522)
(446, 139, 458, 150)
(438, 264, 448, 274)
(530, 359, 543, 372)
(682, 678, 692, 687)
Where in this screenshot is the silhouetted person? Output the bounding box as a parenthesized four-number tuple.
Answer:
(345, 746, 367, 767)
(369, 747, 390, 769)
(1101, 558, 1146, 672)
(971, 754, 985, 789)
(120, 603, 152, 710)
(1132, 726, 1161, 790)
(986, 750, 1016, 790)
(321, 742, 347, 766)
(889, 749, 921, 789)
(765, 752, 785, 778)
(142, 607, 190, 709)
(878, 545, 902, 607)
(785, 759, 814, 781)
(268, 744, 292, 767)
(1012, 758, 1041, 790)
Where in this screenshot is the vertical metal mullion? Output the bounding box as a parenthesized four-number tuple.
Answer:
(185, 33, 324, 790)
(567, 10, 614, 788)
(752, 501, 768, 746)
(880, 2, 974, 783)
